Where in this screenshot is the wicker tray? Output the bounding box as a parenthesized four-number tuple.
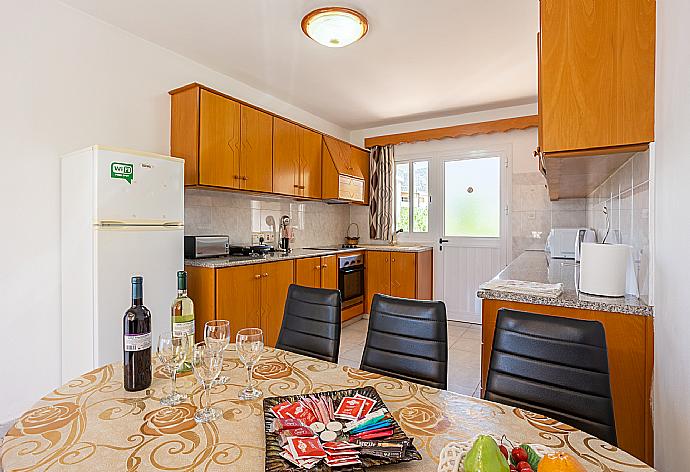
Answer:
(263, 386, 423, 471)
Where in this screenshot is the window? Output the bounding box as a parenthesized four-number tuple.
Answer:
(444, 156, 501, 237)
(395, 160, 429, 233)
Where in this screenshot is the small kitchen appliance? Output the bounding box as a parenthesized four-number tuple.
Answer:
(184, 235, 230, 259)
(279, 215, 292, 253)
(546, 228, 591, 259)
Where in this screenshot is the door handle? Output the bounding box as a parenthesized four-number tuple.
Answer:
(439, 238, 449, 251)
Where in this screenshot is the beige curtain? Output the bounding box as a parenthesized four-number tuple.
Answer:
(369, 145, 394, 240)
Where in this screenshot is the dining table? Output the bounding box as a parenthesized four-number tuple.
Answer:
(1, 346, 655, 471)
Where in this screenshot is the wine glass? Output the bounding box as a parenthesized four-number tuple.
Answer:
(204, 320, 230, 384)
(192, 342, 223, 423)
(157, 332, 188, 406)
(236, 328, 264, 400)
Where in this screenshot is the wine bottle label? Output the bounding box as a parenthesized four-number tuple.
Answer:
(124, 332, 152, 352)
(173, 320, 195, 337)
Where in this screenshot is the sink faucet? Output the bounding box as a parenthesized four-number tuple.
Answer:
(390, 228, 403, 246)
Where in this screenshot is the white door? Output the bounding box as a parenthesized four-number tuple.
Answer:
(93, 226, 183, 371)
(434, 153, 508, 323)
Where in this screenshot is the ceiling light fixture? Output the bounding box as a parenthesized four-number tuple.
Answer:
(301, 7, 368, 48)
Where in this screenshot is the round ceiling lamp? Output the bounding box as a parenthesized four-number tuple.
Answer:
(301, 7, 368, 48)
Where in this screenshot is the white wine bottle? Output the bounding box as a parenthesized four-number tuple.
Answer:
(171, 270, 194, 373)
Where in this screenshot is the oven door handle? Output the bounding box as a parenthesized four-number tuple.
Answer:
(339, 266, 364, 274)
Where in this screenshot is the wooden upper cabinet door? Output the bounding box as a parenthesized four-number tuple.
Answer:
(539, 0, 655, 153)
(365, 251, 391, 313)
(320, 255, 338, 290)
(272, 118, 300, 196)
(299, 126, 323, 199)
(240, 105, 273, 193)
(295, 257, 322, 288)
(350, 147, 370, 203)
(216, 264, 261, 339)
(260, 261, 294, 348)
(390, 252, 417, 299)
(199, 90, 241, 188)
(170, 86, 200, 186)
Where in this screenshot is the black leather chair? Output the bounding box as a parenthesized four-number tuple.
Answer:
(484, 309, 617, 445)
(360, 294, 448, 389)
(275, 284, 342, 363)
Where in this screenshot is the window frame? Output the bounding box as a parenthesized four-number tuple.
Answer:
(394, 158, 430, 237)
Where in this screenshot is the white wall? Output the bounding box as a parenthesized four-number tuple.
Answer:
(0, 0, 347, 423)
(653, 0, 690, 469)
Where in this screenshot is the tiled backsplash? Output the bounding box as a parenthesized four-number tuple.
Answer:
(586, 150, 651, 302)
(184, 189, 351, 248)
(511, 172, 587, 258)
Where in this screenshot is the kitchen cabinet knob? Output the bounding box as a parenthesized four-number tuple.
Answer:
(242, 176, 249, 181)
(254, 274, 261, 279)
(263, 273, 269, 277)
(315, 265, 321, 270)
(392, 258, 396, 262)
(234, 175, 241, 179)
(322, 264, 328, 269)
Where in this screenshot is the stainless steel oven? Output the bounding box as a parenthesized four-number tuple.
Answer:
(338, 253, 364, 309)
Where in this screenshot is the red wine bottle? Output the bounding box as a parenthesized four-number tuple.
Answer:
(123, 276, 152, 391)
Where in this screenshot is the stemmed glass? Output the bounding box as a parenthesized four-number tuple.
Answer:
(192, 341, 223, 423)
(236, 328, 264, 400)
(204, 320, 230, 384)
(157, 332, 189, 406)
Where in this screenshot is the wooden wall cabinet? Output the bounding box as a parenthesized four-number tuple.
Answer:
(350, 146, 370, 204)
(185, 260, 294, 348)
(170, 85, 273, 192)
(295, 255, 337, 290)
(537, 0, 655, 200)
(273, 118, 322, 198)
(365, 250, 433, 313)
(481, 299, 654, 465)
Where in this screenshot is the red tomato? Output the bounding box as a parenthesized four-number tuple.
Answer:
(517, 461, 533, 472)
(509, 466, 518, 472)
(512, 447, 529, 463)
(500, 445, 509, 460)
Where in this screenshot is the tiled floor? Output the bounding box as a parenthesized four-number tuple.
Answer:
(338, 318, 482, 397)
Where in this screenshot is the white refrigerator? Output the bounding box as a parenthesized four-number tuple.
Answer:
(61, 146, 184, 383)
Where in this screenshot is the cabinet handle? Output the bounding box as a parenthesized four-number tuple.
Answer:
(254, 274, 261, 279)
(242, 176, 249, 181)
(321, 264, 328, 269)
(299, 185, 305, 189)
(263, 273, 269, 277)
(315, 265, 321, 270)
(294, 184, 300, 188)
(392, 258, 396, 262)
(234, 175, 241, 180)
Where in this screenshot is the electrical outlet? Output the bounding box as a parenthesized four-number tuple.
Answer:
(252, 232, 275, 244)
(263, 232, 275, 243)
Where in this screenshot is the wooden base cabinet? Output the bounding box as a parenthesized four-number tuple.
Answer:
(365, 250, 433, 313)
(185, 261, 294, 348)
(295, 255, 337, 290)
(481, 299, 654, 465)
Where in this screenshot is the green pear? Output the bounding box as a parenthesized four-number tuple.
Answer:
(463, 435, 510, 472)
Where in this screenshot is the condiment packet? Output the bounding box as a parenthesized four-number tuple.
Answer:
(270, 401, 290, 417)
(322, 441, 360, 451)
(354, 394, 376, 418)
(286, 436, 327, 459)
(335, 397, 366, 420)
(278, 426, 315, 445)
(325, 456, 362, 467)
(269, 417, 304, 432)
(279, 450, 321, 470)
(279, 401, 319, 426)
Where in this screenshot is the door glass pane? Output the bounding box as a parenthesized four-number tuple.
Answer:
(444, 157, 500, 237)
(395, 163, 409, 232)
(413, 161, 429, 232)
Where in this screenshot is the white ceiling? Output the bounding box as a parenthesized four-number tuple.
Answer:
(62, 0, 539, 130)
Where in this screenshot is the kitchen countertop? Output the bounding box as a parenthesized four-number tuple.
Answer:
(185, 244, 433, 269)
(477, 250, 654, 316)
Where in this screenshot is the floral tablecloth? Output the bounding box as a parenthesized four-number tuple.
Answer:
(1, 347, 654, 471)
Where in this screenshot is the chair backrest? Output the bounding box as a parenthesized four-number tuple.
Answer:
(275, 284, 342, 363)
(360, 294, 448, 389)
(485, 309, 617, 445)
